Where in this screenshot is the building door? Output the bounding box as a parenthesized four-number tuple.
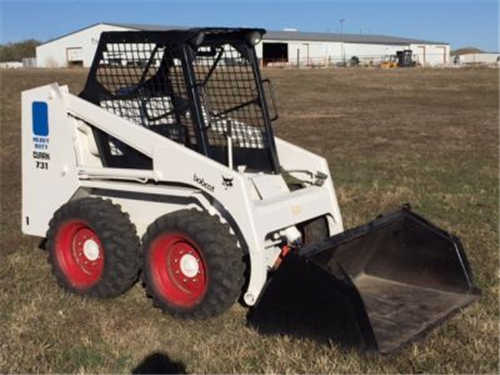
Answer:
(436, 46, 447, 64)
(262, 43, 288, 66)
(66, 47, 83, 67)
(417, 46, 426, 65)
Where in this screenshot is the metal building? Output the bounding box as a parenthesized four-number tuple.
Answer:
(36, 22, 450, 68)
(457, 53, 500, 65)
(258, 29, 450, 66)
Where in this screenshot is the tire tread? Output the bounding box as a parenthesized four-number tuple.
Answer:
(46, 197, 140, 298)
(141, 210, 245, 319)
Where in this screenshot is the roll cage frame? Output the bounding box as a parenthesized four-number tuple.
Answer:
(79, 28, 280, 173)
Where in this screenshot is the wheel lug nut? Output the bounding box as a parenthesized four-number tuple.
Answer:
(183, 279, 187, 283)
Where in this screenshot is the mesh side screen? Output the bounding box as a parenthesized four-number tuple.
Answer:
(194, 43, 268, 150)
(94, 42, 197, 147)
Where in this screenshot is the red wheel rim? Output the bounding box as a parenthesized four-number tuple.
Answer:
(55, 220, 104, 289)
(150, 233, 208, 308)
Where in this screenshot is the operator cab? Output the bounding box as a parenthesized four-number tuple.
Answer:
(79, 28, 280, 173)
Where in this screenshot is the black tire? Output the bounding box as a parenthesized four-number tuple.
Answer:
(141, 210, 245, 319)
(46, 197, 140, 298)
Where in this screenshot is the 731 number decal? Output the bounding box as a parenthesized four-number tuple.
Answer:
(36, 161, 48, 170)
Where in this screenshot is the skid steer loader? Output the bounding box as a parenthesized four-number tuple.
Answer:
(21, 28, 480, 353)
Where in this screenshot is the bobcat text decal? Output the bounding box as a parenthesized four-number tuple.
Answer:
(193, 174, 215, 192)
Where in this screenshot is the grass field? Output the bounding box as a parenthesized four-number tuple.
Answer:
(0, 67, 498, 374)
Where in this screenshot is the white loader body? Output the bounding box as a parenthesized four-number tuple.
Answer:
(22, 83, 343, 305)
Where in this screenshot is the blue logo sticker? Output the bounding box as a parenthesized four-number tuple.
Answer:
(32, 101, 49, 136)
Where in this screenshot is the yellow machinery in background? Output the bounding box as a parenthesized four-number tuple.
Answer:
(381, 50, 416, 68)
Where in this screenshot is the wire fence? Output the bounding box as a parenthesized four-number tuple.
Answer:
(259, 54, 454, 68)
(3, 53, 498, 70)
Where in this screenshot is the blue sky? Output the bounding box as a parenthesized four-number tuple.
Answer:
(1, 1, 498, 51)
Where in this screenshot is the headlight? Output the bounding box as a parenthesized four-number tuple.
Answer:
(189, 32, 205, 48)
(247, 31, 263, 46)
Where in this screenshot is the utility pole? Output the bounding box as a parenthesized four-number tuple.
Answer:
(339, 18, 346, 66)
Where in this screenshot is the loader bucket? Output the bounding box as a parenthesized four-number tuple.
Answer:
(299, 207, 481, 353)
(248, 208, 480, 354)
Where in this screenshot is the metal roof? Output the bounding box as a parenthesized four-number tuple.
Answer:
(40, 22, 448, 46)
(265, 30, 447, 45)
(112, 22, 448, 45)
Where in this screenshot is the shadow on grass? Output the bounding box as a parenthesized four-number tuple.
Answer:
(246, 255, 368, 353)
(132, 352, 187, 374)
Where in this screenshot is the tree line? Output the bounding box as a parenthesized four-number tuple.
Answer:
(0, 40, 40, 62)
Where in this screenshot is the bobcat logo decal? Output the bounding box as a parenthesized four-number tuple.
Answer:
(222, 176, 234, 190)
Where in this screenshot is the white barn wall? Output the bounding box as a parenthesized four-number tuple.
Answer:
(409, 43, 450, 65)
(459, 53, 499, 64)
(36, 24, 130, 68)
(288, 41, 336, 65)
(343, 43, 407, 63)
(256, 40, 340, 65)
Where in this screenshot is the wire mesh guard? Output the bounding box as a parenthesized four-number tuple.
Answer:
(94, 40, 269, 159)
(194, 44, 267, 149)
(95, 42, 194, 156)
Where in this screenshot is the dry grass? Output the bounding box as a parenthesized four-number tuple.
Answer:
(0, 67, 498, 374)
